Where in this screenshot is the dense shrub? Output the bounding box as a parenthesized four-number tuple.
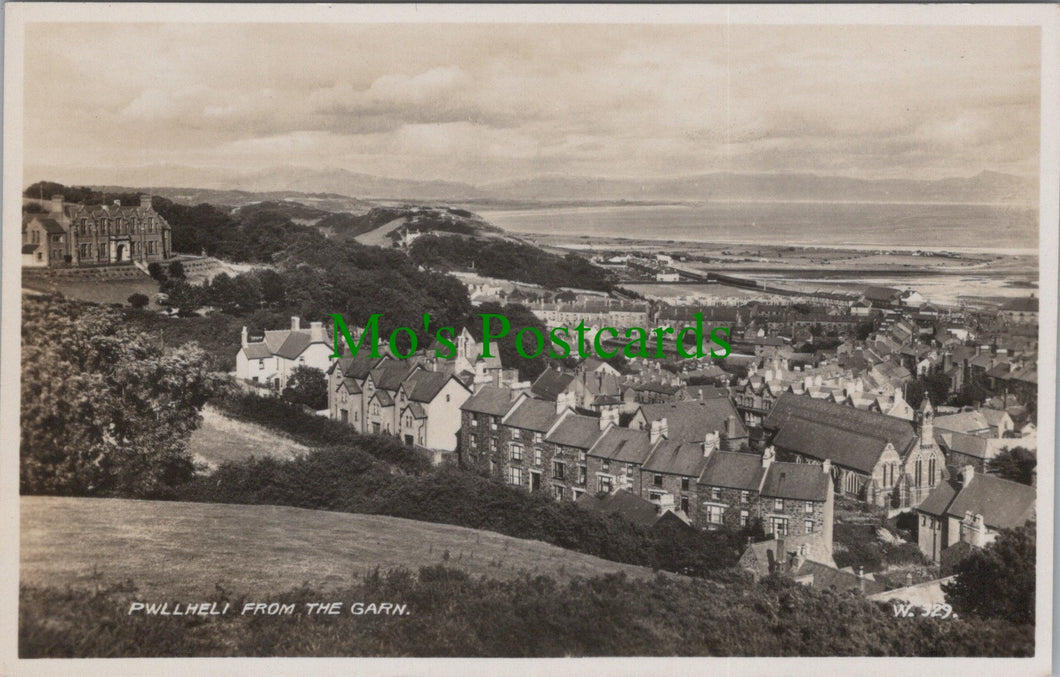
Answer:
(20, 568, 1034, 657)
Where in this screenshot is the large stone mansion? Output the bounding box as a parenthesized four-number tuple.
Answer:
(22, 194, 173, 268)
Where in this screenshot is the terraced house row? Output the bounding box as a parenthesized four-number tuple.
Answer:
(459, 385, 833, 542)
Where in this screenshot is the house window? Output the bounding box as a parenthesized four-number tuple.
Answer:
(510, 443, 523, 462)
(553, 461, 565, 481)
(706, 505, 723, 524)
(653, 474, 663, 487)
(711, 487, 721, 501)
(471, 417, 479, 427)
(774, 498, 784, 511)
(739, 510, 749, 527)
(928, 458, 936, 486)
(298, 357, 305, 365)
(599, 476, 613, 493)
(681, 477, 690, 491)
(577, 465, 587, 486)
(490, 417, 499, 431)
(740, 491, 750, 504)
(680, 496, 689, 514)
(489, 438, 497, 452)
(553, 485, 564, 501)
(804, 501, 814, 514)
(509, 467, 522, 486)
(602, 460, 611, 473)
(769, 517, 788, 536)
(534, 432, 543, 444)
(921, 515, 927, 527)
(915, 458, 923, 486)
(469, 434, 478, 449)
(804, 519, 815, 533)
(446, 394, 450, 402)
(258, 360, 265, 370)
(533, 448, 542, 466)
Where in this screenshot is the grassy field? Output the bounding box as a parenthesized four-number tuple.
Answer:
(21, 496, 660, 597)
(187, 405, 311, 468)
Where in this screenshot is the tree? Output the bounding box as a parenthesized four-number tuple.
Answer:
(281, 365, 328, 411)
(167, 260, 186, 279)
(987, 447, 1036, 485)
(943, 524, 1035, 624)
(20, 297, 221, 497)
(127, 293, 149, 309)
(147, 262, 166, 282)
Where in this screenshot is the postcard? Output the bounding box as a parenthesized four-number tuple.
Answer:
(2, 4, 1057, 676)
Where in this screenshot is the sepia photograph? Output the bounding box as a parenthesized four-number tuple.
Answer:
(1, 4, 1057, 676)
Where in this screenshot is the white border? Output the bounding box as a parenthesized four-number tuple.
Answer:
(2, 4, 1057, 677)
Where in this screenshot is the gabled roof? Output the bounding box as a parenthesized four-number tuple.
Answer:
(328, 354, 385, 378)
(934, 411, 991, 436)
(587, 427, 656, 464)
(503, 397, 562, 432)
(531, 369, 575, 401)
(372, 390, 394, 407)
(402, 369, 458, 403)
(760, 462, 830, 502)
(634, 399, 747, 443)
(242, 342, 272, 360)
(919, 472, 1035, 530)
(764, 393, 916, 475)
(403, 401, 427, 419)
(980, 408, 1011, 428)
(576, 490, 680, 530)
(370, 360, 419, 392)
(21, 243, 39, 254)
(700, 451, 766, 491)
(461, 385, 517, 416)
(338, 378, 362, 395)
(546, 413, 604, 450)
(643, 440, 711, 478)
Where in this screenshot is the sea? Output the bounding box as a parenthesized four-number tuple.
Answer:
(477, 201, 1038, 254)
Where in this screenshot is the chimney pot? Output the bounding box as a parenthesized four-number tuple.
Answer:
(291, 316, 301, 331)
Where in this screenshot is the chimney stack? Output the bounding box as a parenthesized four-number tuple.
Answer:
(599, 406, 619, 430)
(140, 194, 152, 210)
(726, 414, 738, 440)
(241, 326, 248, 348)
(291, 316, 301, 331)
(762, 445, 775, 469)
(649, 417, 668, 444)
(50, 195, 64, 214)
(703, 431, 719, 458)
(310, 321, 324, 342)
(960, 464, 975, 487)
(556, 390, 575, 414)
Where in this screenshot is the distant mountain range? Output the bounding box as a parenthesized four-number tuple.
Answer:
(27, 164, 1037, 206)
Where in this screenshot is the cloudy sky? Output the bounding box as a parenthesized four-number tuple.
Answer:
(23, 22, 1041, 186)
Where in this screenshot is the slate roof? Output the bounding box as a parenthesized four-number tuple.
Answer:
(338, 378, 362, 395)
(918, 472, 1035, 529)
(242, 342, 272, 360)
(21, 243, 39, 254)
(934, 431, 992, 460)
(635, 399, 747, 444)
(587, 427, 657, 464)
(764, 393, 916, 475)
(402, 370, 456, 403)
(531, 369, 575, 401)
(373, 390, 394, 407)
(503, 398, 562, 432)
(328, 355, 384, 378)
(24, 214, 66, 234)
(461, 385, 516, 416)
(643, 440, 711, 478)
(760, 462, 830, 502)
(980, 408, 1011, 428)
(403, 401, 427, 419)
(700, 451, 766, 491)
(546, 413, 604, 450)
(793, 559, 886, 595)
(934, 411, 991, 436)
(254, 328, 331, 360)
(370, 360, 418, 391)
(576, 490, 664, 530)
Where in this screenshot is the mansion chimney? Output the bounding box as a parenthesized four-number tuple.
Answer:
(140, 194, 152, 210)
(649, 417, 668, 444)
(50, 194, 64, 214)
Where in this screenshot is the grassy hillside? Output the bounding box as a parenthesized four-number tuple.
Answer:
(187, 405, 312, 468)
(20, 496, 661, 597)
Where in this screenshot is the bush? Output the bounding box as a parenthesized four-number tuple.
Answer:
(127, 293, 149, 309)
